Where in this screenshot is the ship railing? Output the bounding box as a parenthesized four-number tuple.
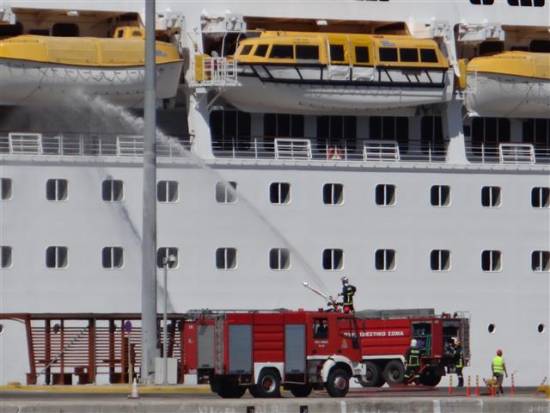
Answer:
(212, 137, 447, 163)
(192, 55, 238, 87)
(499, 143, 535, 165)
(363, 140, 400, 162)
(0, 133, 191, 158)
(467, 143, 548, 164)
(274, 138, 312, 160)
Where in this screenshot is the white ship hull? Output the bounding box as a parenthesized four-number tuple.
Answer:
(0, 59, 184, 106)
(0, 0, 549, 390)
(466, 73, 550, 118)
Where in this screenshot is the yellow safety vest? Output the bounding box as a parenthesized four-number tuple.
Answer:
(492, 356, 504, 374)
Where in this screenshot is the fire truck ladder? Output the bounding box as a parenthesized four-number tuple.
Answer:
(38, 326, 88, 380)
(214, 316, 225, 375)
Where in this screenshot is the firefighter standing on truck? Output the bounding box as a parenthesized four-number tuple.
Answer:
(491, 349, 508, 395)
(404, 339, 422, 383)
(339, 276, 356, 313)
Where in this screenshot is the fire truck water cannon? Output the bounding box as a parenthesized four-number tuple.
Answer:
(302, 281, 340, 311)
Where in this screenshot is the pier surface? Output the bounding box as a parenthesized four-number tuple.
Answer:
(1, 386, 548, 413)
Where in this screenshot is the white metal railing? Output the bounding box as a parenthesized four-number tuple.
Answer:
(274, 138, 312, 160)
(499, 143, 535, 165)
(193, 56, 238, 87)
(0, 133, 191, 159)
(363, 140, 400, 162)
(466, 143, 548, 165)
(8, 133, 43, 155)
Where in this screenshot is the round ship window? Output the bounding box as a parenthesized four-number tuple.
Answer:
(488, 323, 495, 334)
(538, 324, 545, 333)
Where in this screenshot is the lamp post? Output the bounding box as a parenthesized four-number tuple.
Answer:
(162, 254, 176, 385)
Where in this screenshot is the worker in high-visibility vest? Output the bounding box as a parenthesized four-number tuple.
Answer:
(404, 339, 422, 383)
(491, 349, 508, 395)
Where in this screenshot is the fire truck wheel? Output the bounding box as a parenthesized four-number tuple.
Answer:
(382, 360, 405, 386)
(289, 384, 313, 397)
(255, 369, 281, 398)
(215, 378, 246, 398)
(326, 368, 350, 397)
(419, 367, 442, 387)
(358, 361, 382, 387)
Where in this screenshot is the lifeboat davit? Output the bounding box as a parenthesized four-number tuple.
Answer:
(0, 26, 183, 106)
(219, 31, 453, 115)
(465, 51, 550, 118)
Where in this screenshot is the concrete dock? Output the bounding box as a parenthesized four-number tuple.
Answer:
(1, 386, 548, 413)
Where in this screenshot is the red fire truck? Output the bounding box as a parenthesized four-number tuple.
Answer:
(181, 308, 469, 398)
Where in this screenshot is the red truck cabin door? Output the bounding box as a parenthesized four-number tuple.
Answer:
(284, 324, 306, 383)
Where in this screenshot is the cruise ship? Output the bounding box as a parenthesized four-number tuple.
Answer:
(0, 0, 549, 387)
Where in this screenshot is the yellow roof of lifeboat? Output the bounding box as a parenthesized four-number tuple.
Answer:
(467, 51, 550, 80)
(234, 31, 449, 69)
(0, 26, 182, 67)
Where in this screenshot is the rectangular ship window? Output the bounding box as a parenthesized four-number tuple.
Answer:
(399, 48, 418, 62)
(46, 246, 68, 268)
(216, 181, 237, 203)
(322, 249, 344, 270)
(375, 249, 396, 271)
(254, 44, 269, 57)
(102, 179, 123, 201)
(270, 182, 291, 205)
(420, 49, 438, 63)
(355, 46, 370, 63)
(375, 184, 396, 206)
(270, 45, 294, 59)
(157, 180, 178, 203)
(481, 186, 501, 207)
(532, 251, 550, 272)
(216, 248, 237, 270)
(481, 250, 502, 272)
(379, 48, 398, 62)
(102, 247, 124, 269)
(296, 45, 319, 60)
(1, 246, 12, 268)
(323, 183, 344, 205)
(431, 250, 451, 271)
(46, 179, 68, 201)
(329, 44, 345, 62)
(157, 247, 178, 269)
(1, 178, 12, 200)
(430, 185, 451, 207)
(270, 248, 290, 270)
(532, 187, 550, 208)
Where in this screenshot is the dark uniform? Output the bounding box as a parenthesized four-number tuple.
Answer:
(453, 341, 464, 387)
(339, 277, 356, 313)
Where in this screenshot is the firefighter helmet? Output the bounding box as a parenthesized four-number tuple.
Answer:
(410, 339, 417, 348)
(341, 276, 349, 284)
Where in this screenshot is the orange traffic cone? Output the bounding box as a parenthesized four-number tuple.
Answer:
(466, 375, 471, 397)
(475, 375, 480, 397)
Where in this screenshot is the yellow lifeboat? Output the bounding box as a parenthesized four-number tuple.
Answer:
(465, 51, 550, 118)
(219, 31, 452, 114)
(0, 26, 184, 106)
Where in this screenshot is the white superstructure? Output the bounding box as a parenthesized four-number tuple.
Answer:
(0, 0, 549, 387)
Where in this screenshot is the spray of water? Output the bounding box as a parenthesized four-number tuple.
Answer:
(83, 94, 330, 296)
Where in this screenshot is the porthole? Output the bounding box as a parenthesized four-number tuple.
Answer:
(0, 324, 3, 334)
(538, 324, 545, 333)
(488, 323, 495, 334)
